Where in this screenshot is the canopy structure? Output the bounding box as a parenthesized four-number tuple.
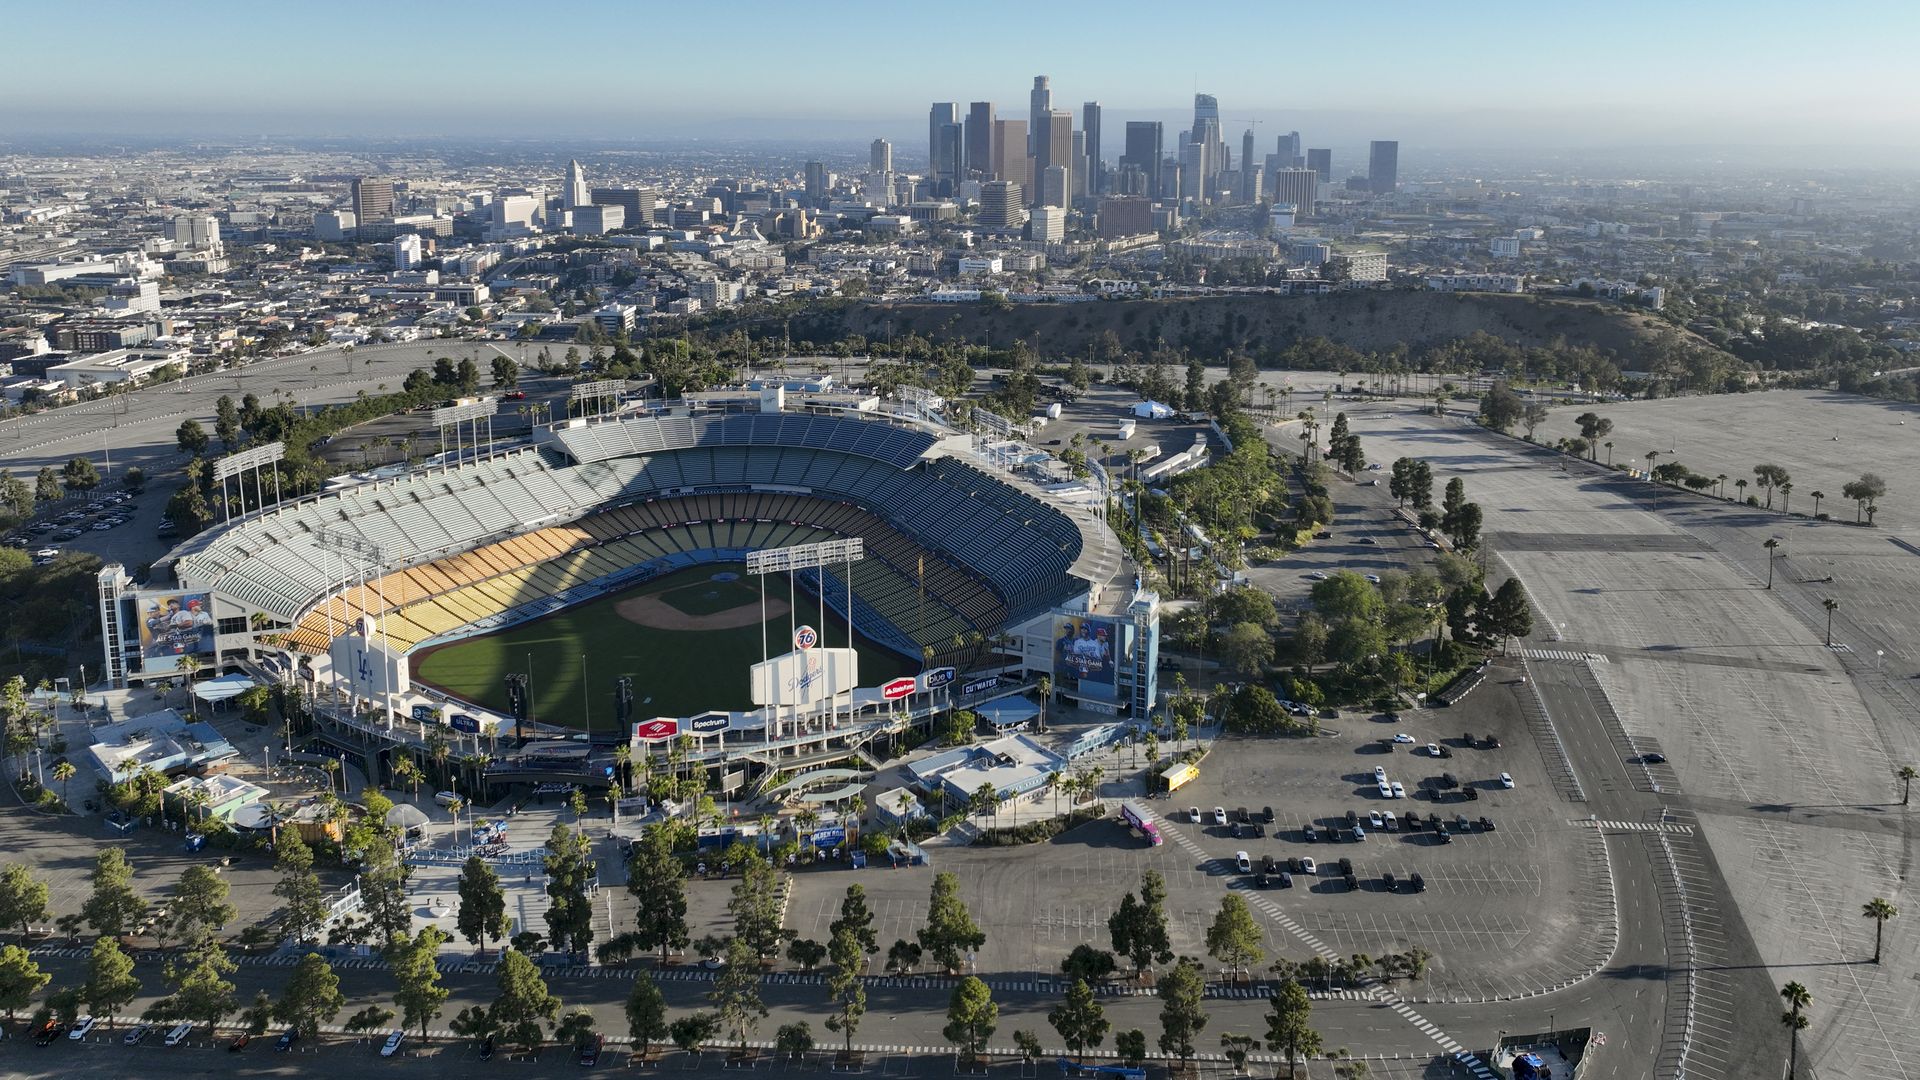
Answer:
(976, 698, 1041, 729)
(1131, 400, 1174, 419)
(192, 673, 258, 704)
(385, 803, 430, 831)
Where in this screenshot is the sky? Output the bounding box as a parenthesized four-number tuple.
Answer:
(6, 0, 1918, 163)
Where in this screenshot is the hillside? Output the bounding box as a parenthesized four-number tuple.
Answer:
(777, 291, 1714, 363)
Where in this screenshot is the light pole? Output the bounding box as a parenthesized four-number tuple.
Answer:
(1823, 598, 1838, 647)
(1764, 538, 1781, 589)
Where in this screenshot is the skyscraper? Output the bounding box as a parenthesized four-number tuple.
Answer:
(929, 103, 962, 189)
(965, 102, 995, 179)
(992, 120, 1029, 189)
(1307, 148, 1332, 183)
(1035, 109, 1073, 206)
(1071, 131, 1088, 199)
(1081, 102, 1102, 195)
(351, 176, 395, 223)
(1275, 131, 1302, 168)
(1271, 168, 1320, 215)
(1191, 93, 1224, 198)
(979, 180, 1026, 229)
(1120, 121, 1163, 196)
(1028, 76, 1051, 156)
(870, 139, 892, 174)
(1241, 129, 1257, 202)
(805, 161, 828, 205)
(1369, 140, 1399, 193)
(564, 159, 590, 209)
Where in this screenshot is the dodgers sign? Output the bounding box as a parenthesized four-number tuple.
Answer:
(881, 677, 918, 701)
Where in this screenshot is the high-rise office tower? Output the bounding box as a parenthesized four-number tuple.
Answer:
(1081, 102, 1102, 195)
(929, 103, 962, 188)
(1191, 93, 1224, 196)
(979, 180, 1026, 229)
(351, 176, 395, 223)
(1071, 131, 1088, 199)
(805, 161, 828, 204)
(870, 139, 893, 174)
(1241, 129, 1258, 202)
(965, 102, 995, 179)
(1275, 131, 1302, 168)
(1179, 140, 1206, 201)
(1040, 165, 1069, 210)
(1121, 121, 1163, 194)
(1369, 140, 1399, 193)
(1035, 109, 1072, 200)
(1271, 168, 1319, 214)
(1028, 76, 1051, 157)
(992, 119, 1029, 189)
(565, 159, 590, 209)
(1307, 148, 1332, 183)
(592, 187, 658, 226)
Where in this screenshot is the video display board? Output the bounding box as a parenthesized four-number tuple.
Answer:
(136, 592, 217, 674)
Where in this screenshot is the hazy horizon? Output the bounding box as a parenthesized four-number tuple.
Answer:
(5, 0, 1918, 169)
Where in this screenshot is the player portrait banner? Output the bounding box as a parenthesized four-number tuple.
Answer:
(1052, 614, 1129, 701)
(136, 592, 217, 674)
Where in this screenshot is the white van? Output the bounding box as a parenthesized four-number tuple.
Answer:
(165, 1021, 194, 1046)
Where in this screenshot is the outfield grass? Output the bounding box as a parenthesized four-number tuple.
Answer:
(411, 563, 913, 727)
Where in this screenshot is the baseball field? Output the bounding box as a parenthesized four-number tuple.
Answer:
(410, 563, 914, 727)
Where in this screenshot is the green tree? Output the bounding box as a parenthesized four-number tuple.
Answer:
(82, 935, 141, 1024)
(943, 976, 998, 1061)
(0, 471, 33, 518)
(271, 832, 327, 944)
(1220, 621, 1274, 676)
(345, 1004, 395, 1035)
(830, 884, 879, 960)
(82, 848, 147, 939)
(0, 864, 51, 940)
(709, 935, 768, 1051)
(1781, 981, 1811, 1080)
(775, 1021, 814, 1061)
(625, 973, 670, 1059)
(34, 467, 61, 505)
(1205, 894, 1266, 977)
(1264, 977, 1322, 1078)
(168, 864, 235, 945)
(1061, 943, 1118, 985)
(1309, 572, 1384, 624)
(490, 355, 519, 390)
(825, 922, 868, 1057)
(626, 827, 690, 964)
(456, 856, 510, 954)
(1115, 1028, 1147, 1067)
(885, 938, 922, 975)
(1156, 958, 1208, 1065)
(917, 871, 986, 975)
(0, 944, 50, 1020)
(729, 854, 789, 959)
(272, 953, 344, 1037)
(175, 420, 210, 456)
(1863, 897, 1898, 963)
(542, 823, 596, 957)
(1482, 578, 1535, 655)
(162, 937, 236, 1037)
(61, 457, 100, 493)
(393, 926, 451, 1043)
(786, 938, 827, 971)
(237, 990, 275, 1036)
(1843, 472, 1888, 524)
(670, 1011, 719, 1055)
(1049, 978, 1110, 1062)
(491, 948, 562, 1053)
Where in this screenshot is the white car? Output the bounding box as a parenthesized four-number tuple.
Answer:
(1373, 766, 1387, 783)
(1391, 733, 1415, 744)
(1299, 857, 1317, 876)
(1499, 772, 1515, 789)
(1368, 812, 1385, 829)
(1189, 806, 1203, 824)
(1365, 574, 1382, 584)
(1212, 807, 1228, 826)
(1426, 743, 1443, 757)
(1309, 570, 1329, 580)
(381, 1030, 406, 1057)
(1390, 781, 1405, 799)
(1377, 781, 1393, 799)
(1235, 851, 1252, 873)
(69, 1015, 96, 1040)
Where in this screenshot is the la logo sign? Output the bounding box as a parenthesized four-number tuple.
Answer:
(880, 677, 918, 701)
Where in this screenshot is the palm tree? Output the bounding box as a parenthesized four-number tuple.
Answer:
(1763, 538, 1781, 589)
(1823, 598, 1839, 647)
(1603, 441, 1614, 466)
(1035, 676, 1051, 733)
(1046, 770, 1063, 817)
(1811, 490, 1825, 517)
(1863, 897, 1898, 963)
(1715, 473, 1728, 498)
(1645, 450, 1659, 475)
(1780, 979, 1812, 1080)
(51, 760, 75, 806)
(448, 797, 465, 848)
(1900, 765, 1918, 807)
(1780, 482, 1794, 514)
(323, 757, 342, 795)
(1735, 478, 1748, 501)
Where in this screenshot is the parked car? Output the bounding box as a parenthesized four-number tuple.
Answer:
(1211, 807, 1228, 826)
(1499, 772, 1515, 789)
(381, 1030, 406, 1057)
(1368, 811, 1385, 829)
(1382, 811, 1398, 832)
(1392, 733, 1415, 744)
(228, 1033, 251, 1052)
(1302, 823, 1318, 842)
(1382, 871, 1397, 891)
(1235, 851, 1252, 873)
(478, 1034, 494, 1060)
(275, 1028, 299, 1052)
(34, 1021, 63, 1045)
(1298, 857, 1317, 876)
(123, 1023, 152, 1045)
(1410, 872, 1427, 893)
(1261, 806, 1275, 823)
(69, 1016, 96, 1040)
(577, 1034, 603, 1066)
(1390, 782, 1405, 798)
(1641, 752, 1668, 765)
(1189, 806, 1202, 824)
(1278, 871, 1293, 888)
(165, 1022, 194, 1046)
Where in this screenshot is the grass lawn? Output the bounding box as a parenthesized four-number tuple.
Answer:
(411, 563, 913, 727)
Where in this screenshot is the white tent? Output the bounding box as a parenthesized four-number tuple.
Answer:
(1132, 400, 1175, 419)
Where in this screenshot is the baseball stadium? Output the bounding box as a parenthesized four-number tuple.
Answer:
(101, 396, 1151, 790)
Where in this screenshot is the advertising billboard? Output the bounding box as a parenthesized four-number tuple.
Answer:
(136, 591, 217, 674)
(1052, 614, 1128, 701)
(750, 647, 858, 707)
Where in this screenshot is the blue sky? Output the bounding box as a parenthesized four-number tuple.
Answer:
(6, 0, 1916, 156)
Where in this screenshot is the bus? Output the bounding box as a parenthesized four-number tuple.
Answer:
(1119, 801, 1163, 847)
